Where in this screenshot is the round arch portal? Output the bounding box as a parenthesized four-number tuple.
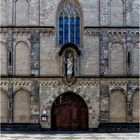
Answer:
(51, 92, 88, 131)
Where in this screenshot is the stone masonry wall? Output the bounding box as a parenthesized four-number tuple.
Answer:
(0, 78, 139, 128)
(1, 0, 139, 27)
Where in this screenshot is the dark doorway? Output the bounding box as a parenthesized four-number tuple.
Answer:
(51, 92, 88, 131)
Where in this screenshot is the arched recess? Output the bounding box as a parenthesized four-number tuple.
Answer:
(132, 42, 140, 75)
(0, 89, 8, 123)
(0, 42, 8, 75)
(51, 92, 88, 131)
(132, 90, 139, 122)
(15, 41, 30, 75)
(13, 89, 30, 123)
(59, 43, 81, 76)
(1, 0, 8, 25)
(110, 89, 127, 122)
(16, 0, 29, 25)
(57, 0, 82, 47)
(110, 43, 125, 75)
(131, 0, 139, 26)
(110, 0, 123, 26)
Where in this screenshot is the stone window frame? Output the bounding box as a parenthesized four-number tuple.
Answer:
(56, 0, 83, 48)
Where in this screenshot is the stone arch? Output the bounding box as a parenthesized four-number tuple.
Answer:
(15, 41, 30, 76)
(48, 89, 91, 112)
(59, 43, 81, 76)
(56, 0, 82, 14)
(13, 87, 31, 96)
(110, 87, 127, 96)
(110, 0, 123, 26)
(109, 89, 127, 122)
(0, 88, 8, 123)
(132, 42, 140, 75)
(132, 89, 139, 122)
(16, 0, 29, 25)
(13, 89, 31, 123)
(44, 89, 92, 127)
(0, 41, 8, 75)
(110, 43, 125, 75)
(51, 91, 89, 130)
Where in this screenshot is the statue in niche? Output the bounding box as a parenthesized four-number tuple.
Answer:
(65, 51, 74, 77)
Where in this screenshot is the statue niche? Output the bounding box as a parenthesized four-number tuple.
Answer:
(59, 43, 81, 78)
(64, 50, 75, 77)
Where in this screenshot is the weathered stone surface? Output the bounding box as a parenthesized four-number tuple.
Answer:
(0, 0, 139, 130)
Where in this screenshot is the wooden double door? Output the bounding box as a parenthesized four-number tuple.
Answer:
(51, 93, 88, 131)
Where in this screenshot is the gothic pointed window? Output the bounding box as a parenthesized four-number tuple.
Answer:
(58, 0, 81, 47)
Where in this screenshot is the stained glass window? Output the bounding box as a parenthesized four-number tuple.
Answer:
(76, 17, 80, 45)
(70, 17, 75, 44)
(59, 17, 63, 45)
(58, 0, 81, 47)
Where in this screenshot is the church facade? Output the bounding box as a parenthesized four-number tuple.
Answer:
(0, 0, 139, 131)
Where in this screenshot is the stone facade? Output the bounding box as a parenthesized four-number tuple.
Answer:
(0, 0, 139, 131)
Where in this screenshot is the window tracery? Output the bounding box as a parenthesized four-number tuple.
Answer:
(58, 0, 81, 47)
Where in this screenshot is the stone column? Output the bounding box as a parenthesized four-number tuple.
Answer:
(30, 80, 40, 123)
(12, 0, 16, 25)
(127, 81, 133, 122)
(100, 82, 109, 122)
(7, 32, 13, 75)
(100, 31, 109, 76)
(31, 32, 40, 76)
(99, 0, 110, 26)
(126, 32, 133, 75)
(8, 81, 13, 123)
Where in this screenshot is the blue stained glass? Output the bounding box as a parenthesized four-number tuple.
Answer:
(59, 17, 63, 45)
(64, 17, 69, 43)
(59, 31, 63, 44)
(70, 17, 74, 43)
(59, 17, 63, 25)
(76, 17, 80, 45)
(76, 17, 80, 26)
(58, 1, 81, 47)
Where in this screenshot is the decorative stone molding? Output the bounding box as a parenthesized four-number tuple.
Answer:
(0, 81, 9, 86)
(77, 81, 99, 86)
(39, 81, 60, 87)
(12, 81, 31, 86)
(109, 87, 127, 96)
(108, 81, 128, 86)
(0, 87, 8, 95)
(108, 32, 127, 44)
(131, 32, 139, 44)
(84, 29, 100, 36)
(62, 77, 77, 86)
(1, 28, 55, 36)
(0, 34, 8, 43)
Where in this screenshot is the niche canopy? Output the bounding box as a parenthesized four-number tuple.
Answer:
(59, 43, 81, 56)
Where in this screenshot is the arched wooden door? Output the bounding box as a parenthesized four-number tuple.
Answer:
(51, 92, 88, 131)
